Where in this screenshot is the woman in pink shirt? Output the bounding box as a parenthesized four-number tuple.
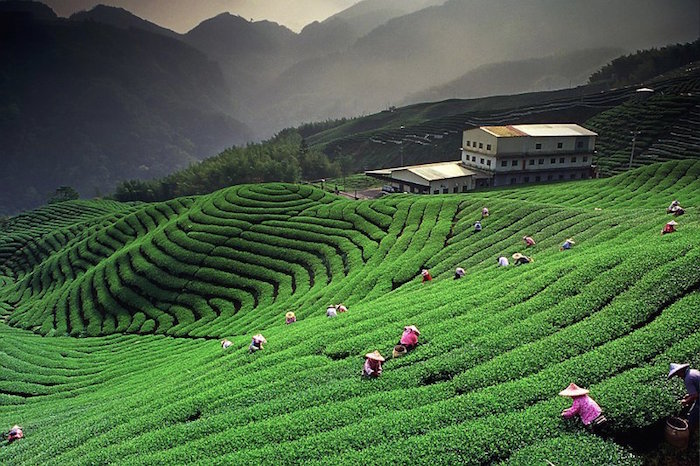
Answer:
(523, 236, 536, 247)
(7, 425, 23, 443)
(362, 351, 385, 378)
(560, 383, 603, 426)
(399, 325, 420, 351)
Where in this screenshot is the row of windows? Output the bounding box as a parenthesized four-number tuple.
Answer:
(509, 172, 586, 184)
(466, 140, 586, 151)
(534, 141, 584, 150)
(499, 156, 588, 167)
(465, 141, 492, 151)
(433, 186, 471, 194)
(469, 156, 492, 166)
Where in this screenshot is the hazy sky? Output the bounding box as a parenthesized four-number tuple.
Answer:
(43, 0, 362, 32)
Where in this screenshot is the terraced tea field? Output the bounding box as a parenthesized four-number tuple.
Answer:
(1, 160, 699, 465)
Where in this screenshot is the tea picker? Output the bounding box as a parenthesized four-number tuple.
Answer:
(248, 334, 266, 353)
(559, 383, 606, 428)
(497, 256, 509, 267)
(454, 267, 466, 279)
(661, 220, 678, 235)
(522, 236, 535, 247)
(326, 305, 338, 318)
(285, 311, 296, 324)
(512, 253, 533, 265)
(362, 351, 385, 378)
(221, 339, 232, 349)
(394, 325, 421, 358)
(481, 207, 489, 218)
(5, 425, 23, 443)
(474, 221, 482, 232)
(421, 269, 432, 282)
(668, 363, 699, 429)
(560, 238, 575, 251)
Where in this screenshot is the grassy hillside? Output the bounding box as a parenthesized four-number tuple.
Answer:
(1, 160, 699, 464)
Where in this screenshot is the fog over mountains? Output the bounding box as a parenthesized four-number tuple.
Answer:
(0, 0, 697, 213)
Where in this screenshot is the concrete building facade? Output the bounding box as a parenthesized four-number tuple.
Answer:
(460, 124, 597, 186)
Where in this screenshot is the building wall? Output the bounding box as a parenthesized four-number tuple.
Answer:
(493, 167, 592, 187)
(493, 152, 593, 173)
(429, 176, 474, 194)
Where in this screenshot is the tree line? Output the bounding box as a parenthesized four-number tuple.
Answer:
(114, 130, 348, 202)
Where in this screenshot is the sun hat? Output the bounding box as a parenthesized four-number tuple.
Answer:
(558, 383, 589, 397)
(252, 334, 267, 343)
(285, 311, 295, 319)
(421, 269, 429, 276)
(566, 238, 575, 244)
(365, 350, 385, 362)
(668, 363, 690, 379)
(404, 325, 421, 335)
(512, 253, 523, 260)
(667, 220, 678, 226)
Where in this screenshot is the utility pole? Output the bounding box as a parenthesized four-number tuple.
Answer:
(400, 125, 405, 166)
(628, 128, 641, 170)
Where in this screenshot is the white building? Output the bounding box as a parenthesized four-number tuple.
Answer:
(460, 124, 597, 186)
(366, 124, 597, 193)
(366, 161, 490, 194)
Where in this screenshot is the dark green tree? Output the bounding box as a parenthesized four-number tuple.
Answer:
(48, 186, 79, 204)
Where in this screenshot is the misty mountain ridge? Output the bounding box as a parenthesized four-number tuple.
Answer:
(0, 3, 251, 214)
(69, 4, 180, 39)
(403, 48, 626, 105)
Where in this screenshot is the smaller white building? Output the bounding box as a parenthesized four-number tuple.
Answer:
(366, 161, 490, 194)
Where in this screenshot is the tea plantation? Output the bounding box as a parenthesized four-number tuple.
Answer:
(1, 160, 699, 465)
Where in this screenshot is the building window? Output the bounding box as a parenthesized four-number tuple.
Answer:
(538, 158, 544, 165)
(557, 142, 563, 149)
(528, 159, 535, 165)
(535, 176, 541, 182)
(462, 186, 469, 193)
(472, 156, 476, 162)
(433, 190, 439, 194)
(577, 141, 584, 148)
(551, 158, 556, 164)
(466, 141, 471, 147)
(524, 176, 530, 183)
(512, 160, 518, 166)
(473, 141, 477, 147)
(547, 174, 553, 181)
(486, 144, 492, 151)
(480, 158, 485, 164)
(510, 178, 517, 185)
(443, 188, 449, 194)
(582, 156, 588, 162)
(571, 157, 577, 163)
(453, 186, 459, 193)
(478, 142, 483, 149)
(501, 160, 508, 167)
(535, 143, 542, 150)
(486, 160, 491, 166)
(559, 157, 565, 163)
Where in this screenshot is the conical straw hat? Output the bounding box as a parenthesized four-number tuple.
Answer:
(365, 350, 385, 362)
(404, 325, 421, 335)
(559, 383, 589, 397)
(668, 363, 690, 379)
(285, 311, 295, 319)
(512, 253, 523, 260)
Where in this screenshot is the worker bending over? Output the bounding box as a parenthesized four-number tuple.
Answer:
(421, 269, 432, 282)
(512, 253, 533, 265)
(661, 220, 677, 235)
(285, 312, 296, 324)
(6, 425, 23, 443)
(668, 363, 699, 429)
(498, 256, 509, 267)
(249, 334, 266, 353)
(362, 351, 385, 378)
(560, 238, 575, 250)
(523, 236, 536, 247)
(454, 267, 466, 279)
(560, 383, 605, 427)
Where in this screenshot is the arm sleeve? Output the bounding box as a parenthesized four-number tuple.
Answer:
(562, 399, 580, 418)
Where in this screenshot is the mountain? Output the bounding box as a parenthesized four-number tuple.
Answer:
(0, 2, 251, 215)
(403, 48, 625, 105)
(253, 0, 698, 134)
(69, 4, 180, 39)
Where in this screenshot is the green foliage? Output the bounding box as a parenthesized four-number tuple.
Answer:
(1, 161, 699, 465)
(590, 39, 700, 87)
(47, 186, 79, 205)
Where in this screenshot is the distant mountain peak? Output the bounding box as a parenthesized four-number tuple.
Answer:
(69, 3, 179, 38)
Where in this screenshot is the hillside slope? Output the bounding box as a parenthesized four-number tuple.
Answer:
(1, 160, 699, 464)
(0, 4, 251, 215)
